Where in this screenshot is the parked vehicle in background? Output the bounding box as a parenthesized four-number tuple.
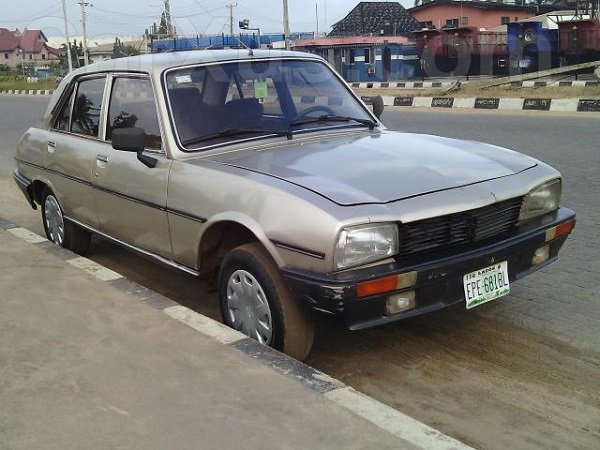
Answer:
(14, 50, 575, 360)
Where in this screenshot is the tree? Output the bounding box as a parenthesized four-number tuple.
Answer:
(59, 39, 84, 69)
(122, 44, 141, 56)
(113, 37, 125, 58)
(112, 38, 141, 59)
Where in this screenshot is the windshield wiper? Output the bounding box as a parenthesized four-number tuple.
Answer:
(289, 114, 377, 130)
(183, 127, 292, 147)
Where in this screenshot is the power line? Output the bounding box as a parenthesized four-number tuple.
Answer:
(3, 3, 62, 24)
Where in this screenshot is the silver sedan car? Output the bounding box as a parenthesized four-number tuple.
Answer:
(14, 50, 575, 360)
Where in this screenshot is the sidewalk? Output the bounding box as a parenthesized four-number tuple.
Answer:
(0, 228, 419, 450)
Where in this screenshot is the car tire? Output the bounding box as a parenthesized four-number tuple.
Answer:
(218, 242, 315, 361)
(41, 188, 91, 256)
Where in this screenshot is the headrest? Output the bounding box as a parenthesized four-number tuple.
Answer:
(224, 98, 263, 123)
(168, 87, 202, 113)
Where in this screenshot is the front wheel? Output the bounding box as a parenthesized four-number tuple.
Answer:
(218, 243, 315, 361)
(41, 188, 91, 255)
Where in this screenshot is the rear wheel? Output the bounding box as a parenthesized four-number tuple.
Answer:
(218, 242, 315, 361)
(41, 188, 91, 255)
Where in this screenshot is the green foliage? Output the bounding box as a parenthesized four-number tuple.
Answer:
(113, 38, 141, 58)
(59, 39, 84, 69)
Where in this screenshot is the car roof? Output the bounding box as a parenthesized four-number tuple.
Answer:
(64, 49, 324, 80)
(42, 49, 327, 130)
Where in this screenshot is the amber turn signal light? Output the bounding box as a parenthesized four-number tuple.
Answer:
(545, 219, 575, 242)
(357, 271, 417, 298)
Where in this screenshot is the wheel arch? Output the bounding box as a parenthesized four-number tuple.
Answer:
(31, 179, 50, 205)
(197, 213, 284, 279)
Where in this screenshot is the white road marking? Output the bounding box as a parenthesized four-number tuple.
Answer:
(66, 257, 123, 281)
(325, 386, 474, 450)
(164, 305, 246, 345)
(8, 228, 47, 244)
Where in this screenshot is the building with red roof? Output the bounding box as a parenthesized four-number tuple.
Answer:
(0, 28, 59, 68)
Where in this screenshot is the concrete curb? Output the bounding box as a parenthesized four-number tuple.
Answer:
(360, 95, 600, 112)
(0, 217, 473, 450)
(352, 80, 599, 89)
(352, 81, 454, 89)
(0, 89, 54, 96)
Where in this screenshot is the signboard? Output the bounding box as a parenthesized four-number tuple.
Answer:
(523, 98, 551, 111)
(577, 99, 600, 112)
(474, 98, 500, 109)
(432, 97, 454, 108)
(394, 97, 414, 106)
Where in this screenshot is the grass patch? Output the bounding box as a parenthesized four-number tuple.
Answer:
(0, 75, 58, 91)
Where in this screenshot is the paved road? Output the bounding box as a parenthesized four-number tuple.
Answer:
(1, 96, 599, 449)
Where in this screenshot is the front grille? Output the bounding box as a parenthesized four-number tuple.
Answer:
(398, 197, 523, 257)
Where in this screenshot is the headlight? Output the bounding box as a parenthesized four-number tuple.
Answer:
(519, 178, 561, 222)
(334, 223, 398, 270)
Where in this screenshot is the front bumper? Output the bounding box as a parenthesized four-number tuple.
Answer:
(282, 207, 575, 330)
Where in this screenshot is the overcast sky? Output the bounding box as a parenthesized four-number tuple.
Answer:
(4, 0, 414, 40)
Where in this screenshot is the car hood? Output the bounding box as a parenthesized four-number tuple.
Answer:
(206, 131, 537, 206)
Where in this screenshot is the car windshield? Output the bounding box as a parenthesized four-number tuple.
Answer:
(165, 59, 375, 150)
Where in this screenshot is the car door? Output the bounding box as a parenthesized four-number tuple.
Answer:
(44, 75, 107, 228)
(92, 74, 173, 258)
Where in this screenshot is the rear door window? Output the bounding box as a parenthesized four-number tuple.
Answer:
(71, 77, 107, 137)
(53, 89, 75, 131)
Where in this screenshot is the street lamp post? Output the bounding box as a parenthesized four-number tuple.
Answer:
(239, 19, 262, 49)
(17, 48, 25, 76)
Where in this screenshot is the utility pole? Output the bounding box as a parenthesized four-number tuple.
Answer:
(316, 3, 319, 37)
(226, 2, 238, 37)
(61, 0, 73, 72)
(78, 1, 92, 66)
(283, 0, 291, 50)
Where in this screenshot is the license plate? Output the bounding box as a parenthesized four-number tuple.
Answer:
(463, 261, 510, 310)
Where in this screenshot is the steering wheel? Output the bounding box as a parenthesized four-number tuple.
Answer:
(294, 105, 336, 121)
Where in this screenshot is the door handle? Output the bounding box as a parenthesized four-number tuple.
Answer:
(47, 141, 56, 153)
(96, 155, 109, 173)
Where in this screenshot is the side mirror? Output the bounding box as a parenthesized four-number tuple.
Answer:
(372, 95, 385, 120)
(112, 127, 146, 152)
(111, 127, 157, 168)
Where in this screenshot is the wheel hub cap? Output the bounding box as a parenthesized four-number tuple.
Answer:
(44, 195, 65, 245)
(226, 270, 273, 344)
